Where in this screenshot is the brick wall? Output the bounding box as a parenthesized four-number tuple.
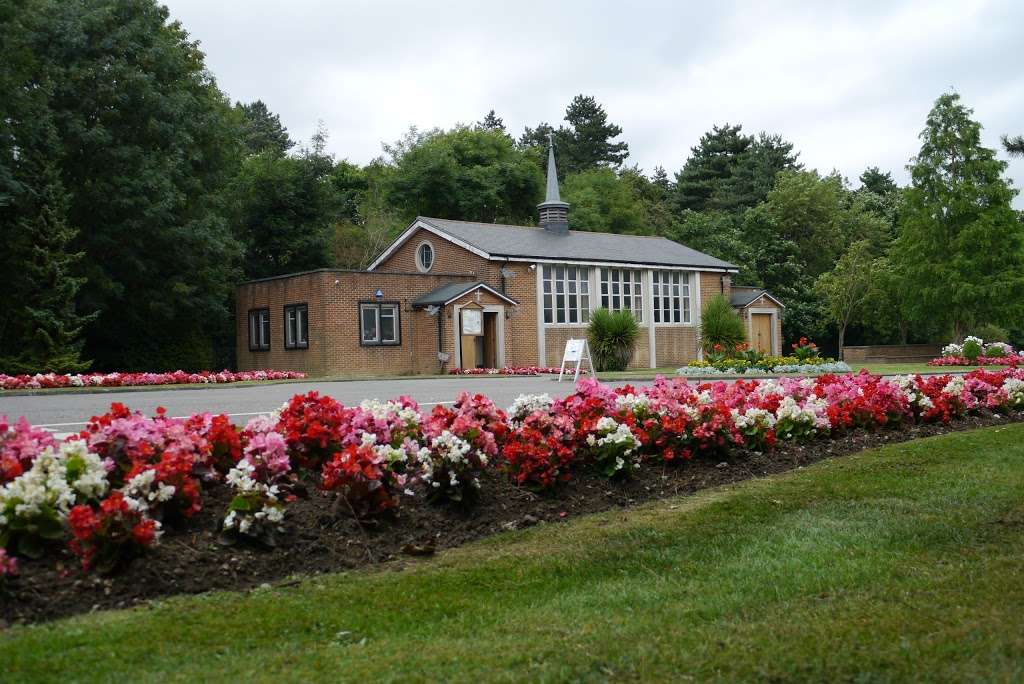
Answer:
(376, 229, 539, 369)
(236, 269, 476, 376)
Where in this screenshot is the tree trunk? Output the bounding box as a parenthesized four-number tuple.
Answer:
(838, 326, 846, 360)
(898, 320, 908, 345)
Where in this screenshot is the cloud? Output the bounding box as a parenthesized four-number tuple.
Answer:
(167, 0, 1024, 205)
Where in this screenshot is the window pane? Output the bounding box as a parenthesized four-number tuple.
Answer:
(542, 265, 551, 279)
(555, 265, 564, 280)
(261, 312, 270, 348)
(380, 306, 397, 343)
(300, 308, 308, 344)
(361, 306, 378, 342)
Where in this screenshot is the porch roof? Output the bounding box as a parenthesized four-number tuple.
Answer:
(412, 281, 518, 308)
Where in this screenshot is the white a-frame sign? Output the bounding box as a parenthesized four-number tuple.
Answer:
(558, 338, 596, 382)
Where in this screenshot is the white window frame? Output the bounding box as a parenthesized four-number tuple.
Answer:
(542, 264, 591, 326)
(415, 240, 435, 273)
(359, 302, 401, 346)
(652, 270, 692, 325)
(599, 268, 644, 322)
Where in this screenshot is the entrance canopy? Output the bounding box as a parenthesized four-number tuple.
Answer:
(412, 281, 518, 308)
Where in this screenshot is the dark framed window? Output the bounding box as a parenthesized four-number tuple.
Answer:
(359, 302, 400, 346)
(284, 303, 309, 349)
(248, 308, 270, 351)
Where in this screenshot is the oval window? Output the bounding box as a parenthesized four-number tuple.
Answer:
(417, 242, 434, 272)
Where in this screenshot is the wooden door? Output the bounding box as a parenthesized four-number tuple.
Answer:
(483, 312, 498, 368)
(752, 314, 773, 354)
(460, 308, 483, 369)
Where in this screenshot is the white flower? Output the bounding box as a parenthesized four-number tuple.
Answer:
(730, 407, 777, 430)
(0, 439, 109, 525)
(614, 393, 652, 413)
(507, 394, 553, 423)
(941, 343, 963, 357)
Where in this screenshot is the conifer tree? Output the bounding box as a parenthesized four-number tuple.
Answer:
(894, 93, 1024, 338)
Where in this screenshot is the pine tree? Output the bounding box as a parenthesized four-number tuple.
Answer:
(894, 93, 1024, 339)
(236, 100, 294, 157)
(560, 95, 628, 172)
(1002, 134, 1024, 157)
(477, 110, 506, 133)
(0, 0, 94, 373)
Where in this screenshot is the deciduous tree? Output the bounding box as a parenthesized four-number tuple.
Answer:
(815, 241, 881, 354)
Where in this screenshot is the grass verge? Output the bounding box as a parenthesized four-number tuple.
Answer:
(4, 425, 1024, 682)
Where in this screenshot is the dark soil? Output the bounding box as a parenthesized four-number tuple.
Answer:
(3, 412, 1021, 626)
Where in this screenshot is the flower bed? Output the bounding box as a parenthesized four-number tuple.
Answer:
(448, 367, 569, 376)
(0, 370, 306, 391)
(4, 369, 1024, 623)
(677, 356, 851, 376)
(930, 336, 1023, 367)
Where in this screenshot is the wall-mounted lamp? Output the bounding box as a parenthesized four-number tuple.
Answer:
(529, 264, 537, 271)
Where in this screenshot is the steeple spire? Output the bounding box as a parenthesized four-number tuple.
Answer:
(538, 132, 570, 233)
(544, 132, 561, 202)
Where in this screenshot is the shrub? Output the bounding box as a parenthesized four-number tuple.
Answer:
(975, 324, 1009, 343)
(961, 336, 983, 362)
(587, 308, 639, 372)
(698, 295, 746, 355)
(985, 342, 1013, 358)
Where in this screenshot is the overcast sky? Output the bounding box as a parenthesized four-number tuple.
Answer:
(164, 0, 1024, 207)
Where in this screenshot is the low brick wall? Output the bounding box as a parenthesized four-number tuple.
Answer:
(842, 344, 942, 364)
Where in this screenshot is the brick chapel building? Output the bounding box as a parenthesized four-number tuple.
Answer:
(235, 144, 783, 376)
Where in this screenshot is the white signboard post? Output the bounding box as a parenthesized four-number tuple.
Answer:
(558, 338, 595, 382)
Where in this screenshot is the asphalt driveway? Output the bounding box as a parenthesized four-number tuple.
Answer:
(0, 375, 656, 435)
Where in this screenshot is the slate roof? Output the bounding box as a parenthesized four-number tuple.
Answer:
(412, 281, 518, 308)
(730, 286, 784, 308)
(405, 217, 739, 271)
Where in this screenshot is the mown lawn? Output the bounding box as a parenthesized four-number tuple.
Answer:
(4, 425, 1024, 682)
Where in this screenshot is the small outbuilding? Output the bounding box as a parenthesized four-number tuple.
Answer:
(729, 286, 785, 356)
